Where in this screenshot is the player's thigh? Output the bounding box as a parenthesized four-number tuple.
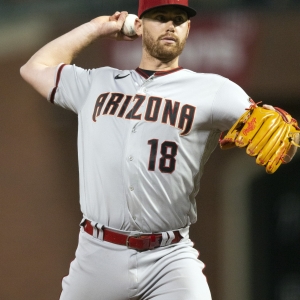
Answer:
(139, 242, 212, 300)
(149, 258, 211, 300)
(60, 230, 131, 300)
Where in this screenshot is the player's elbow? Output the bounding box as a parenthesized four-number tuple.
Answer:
(20, 60, 42, 86)
(20, 62, 55, 99)
(20, 63, 33, 85)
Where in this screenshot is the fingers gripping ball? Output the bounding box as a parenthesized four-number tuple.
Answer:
(219, 101, 300, 174)
(122, 14, 138, 36)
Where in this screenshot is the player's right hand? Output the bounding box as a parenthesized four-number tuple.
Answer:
(90, 11, 138, 41)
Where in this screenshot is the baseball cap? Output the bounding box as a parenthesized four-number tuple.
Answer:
(138, 0, 197, 19)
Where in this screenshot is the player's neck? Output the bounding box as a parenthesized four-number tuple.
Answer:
(139, 53, 179, 72)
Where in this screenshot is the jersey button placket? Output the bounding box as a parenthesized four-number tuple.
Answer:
(125, 120, 142, 228)
(128, 154, 135, 191)
(126, 80, 152, 229)
(128, 152, 135, 192)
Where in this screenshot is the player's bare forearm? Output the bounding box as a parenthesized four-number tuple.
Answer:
(20, 11, 137, 98)
(20, 21, 100, 98)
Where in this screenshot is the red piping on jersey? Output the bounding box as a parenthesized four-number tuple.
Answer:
(135, 67, 183, 79)
(49, 64, 67, 104)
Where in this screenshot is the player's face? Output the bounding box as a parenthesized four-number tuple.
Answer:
(141, 7, 190, 62)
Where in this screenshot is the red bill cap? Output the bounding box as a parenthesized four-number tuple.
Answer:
(138, 0, 197, 18)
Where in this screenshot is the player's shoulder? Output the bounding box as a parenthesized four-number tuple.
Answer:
(68, 64, 132, 75)
(181, 68, 227, 80)
(180, 69, 247, 96)
(180, 68, 232, 86)
(88, 66, 120, 75)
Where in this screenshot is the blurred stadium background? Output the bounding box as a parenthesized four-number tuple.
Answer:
(0, 0, 300, 299)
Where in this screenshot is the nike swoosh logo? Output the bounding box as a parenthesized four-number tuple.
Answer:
(114, 74, 130, 80)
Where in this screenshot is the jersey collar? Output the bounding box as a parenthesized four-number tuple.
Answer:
(135, 67, 183, 79)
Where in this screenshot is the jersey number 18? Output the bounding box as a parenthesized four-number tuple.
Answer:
(148, 139, 178, 174)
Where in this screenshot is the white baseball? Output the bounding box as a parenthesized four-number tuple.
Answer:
(122, 14, 138, 36)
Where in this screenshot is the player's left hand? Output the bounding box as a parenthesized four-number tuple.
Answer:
(219, 101, 300, 173)
(262, 104, 300, 163)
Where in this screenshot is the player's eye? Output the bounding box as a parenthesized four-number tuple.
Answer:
(173, 16, 186, 25)
(152, 13, 187, 25)
(155, 14, 167, 22)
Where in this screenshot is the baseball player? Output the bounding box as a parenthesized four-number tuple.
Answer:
(20, 0, 299, 299)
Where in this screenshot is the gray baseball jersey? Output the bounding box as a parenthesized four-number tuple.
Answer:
(50, 64, 250, 233)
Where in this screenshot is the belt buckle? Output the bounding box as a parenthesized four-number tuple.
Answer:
(126, 233, 142, 250)
(126, 233, 158, 251)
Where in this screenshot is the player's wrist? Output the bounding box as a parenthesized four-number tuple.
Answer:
(87, 17, 110, 39)
(89, 16, 118, 40)
(89, 16, 110, 28)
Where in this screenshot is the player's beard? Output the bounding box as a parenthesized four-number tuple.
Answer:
(143, 27, 188, 63)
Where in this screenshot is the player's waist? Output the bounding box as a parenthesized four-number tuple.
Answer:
(81, 219, 189, 252)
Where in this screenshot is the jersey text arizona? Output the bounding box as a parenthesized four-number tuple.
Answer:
(92, 92, 196, 136)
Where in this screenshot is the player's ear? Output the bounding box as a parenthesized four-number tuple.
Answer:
(135, 18, 143, 37)
(186, 20, 191, 38)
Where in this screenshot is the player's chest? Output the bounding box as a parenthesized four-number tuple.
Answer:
(86, 77, 216, 135)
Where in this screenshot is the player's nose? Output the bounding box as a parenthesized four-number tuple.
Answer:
(165, 20, 175, 32)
